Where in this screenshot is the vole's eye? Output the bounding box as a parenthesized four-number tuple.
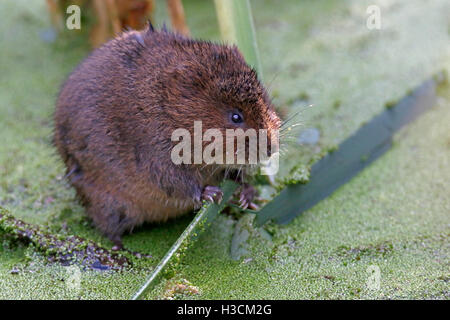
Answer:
(230, 111, 244, 124)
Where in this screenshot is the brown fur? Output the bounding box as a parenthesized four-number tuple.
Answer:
(54, 27, 280, 246)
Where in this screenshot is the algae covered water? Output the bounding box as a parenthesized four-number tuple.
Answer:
(0, 0, 449, 299)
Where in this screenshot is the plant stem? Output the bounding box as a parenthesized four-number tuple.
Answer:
(214, 0, 263, 79)
(131, 180, 238, 300)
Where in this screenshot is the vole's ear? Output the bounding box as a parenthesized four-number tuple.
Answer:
(146, 20, 155, 34)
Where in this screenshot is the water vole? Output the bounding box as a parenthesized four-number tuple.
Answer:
(54, 26, 280, 248)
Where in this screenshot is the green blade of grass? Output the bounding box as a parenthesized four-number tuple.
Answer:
(214, 0, 263, 79)
(131, 180, 238, 300)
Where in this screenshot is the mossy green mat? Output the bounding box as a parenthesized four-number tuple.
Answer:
(0, 0, 449, 299)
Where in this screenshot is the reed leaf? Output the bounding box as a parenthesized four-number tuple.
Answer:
(214, 0, 263, 79)
(131, 180, 238, 300)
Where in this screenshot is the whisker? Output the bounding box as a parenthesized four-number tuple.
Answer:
(207, 165, 222, 179)
(280, 104, 313, 128)
(281, 122, 304, 132)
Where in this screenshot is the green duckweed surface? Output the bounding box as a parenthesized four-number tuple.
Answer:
(0, 0, 449, 299)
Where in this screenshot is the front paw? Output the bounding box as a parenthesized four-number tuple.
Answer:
(239, 184, 259, 210)
(201, 185, 223, 204)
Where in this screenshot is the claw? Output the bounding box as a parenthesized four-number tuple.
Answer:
(201, 185, 223, 204)
(248, 202, 259, 210)
(238, 184, 256, 209)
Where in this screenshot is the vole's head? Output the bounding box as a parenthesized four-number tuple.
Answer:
(162, 36, 281, 167)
